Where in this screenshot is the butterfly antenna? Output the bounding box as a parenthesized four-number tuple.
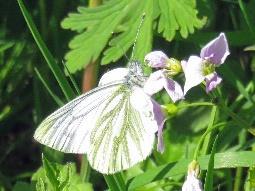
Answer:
(62, 60, 81, 95)
(131, 13, 146, 61)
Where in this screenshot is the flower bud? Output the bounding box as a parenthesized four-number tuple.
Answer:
(182, 160, 203, 191)
(144, 51, 169, 68)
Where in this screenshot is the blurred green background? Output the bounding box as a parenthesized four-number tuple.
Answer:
(1, 0, 255, 190)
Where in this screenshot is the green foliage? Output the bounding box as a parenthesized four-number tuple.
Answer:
(61, 0, 205, 73)
(127, 151, 255, 190)
(157, 0, 205, 40)
(32, 155, 93, 191)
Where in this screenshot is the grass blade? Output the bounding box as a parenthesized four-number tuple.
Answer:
(17, 0, 75, 101)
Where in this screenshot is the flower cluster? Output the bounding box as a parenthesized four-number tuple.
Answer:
(143, 33, 229, 153)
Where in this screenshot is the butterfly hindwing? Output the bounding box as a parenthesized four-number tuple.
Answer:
(87, 87, 158, 174)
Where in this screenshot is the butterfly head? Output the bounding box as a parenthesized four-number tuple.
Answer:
(128, 61, 144, 76)
(127, 61, 147, 87)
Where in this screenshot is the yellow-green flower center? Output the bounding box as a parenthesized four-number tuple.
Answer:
(202, 60, 215, 76)
(165, 58, 182, 76)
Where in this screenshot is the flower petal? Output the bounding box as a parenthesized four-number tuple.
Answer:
(143, 70, 165, 96)
(163, 78, 184, 102)
(144, 51, 169, 68)
(200, 33, 230, 65)
(182, 56, 205, 95)
(151, 100, 166, 153)
(182, 173, 203, 191)
(144, 70, 184, 102)
(205, 72, 222, 93)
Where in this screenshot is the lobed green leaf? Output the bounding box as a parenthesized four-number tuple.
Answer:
(61, 0, 205, 72)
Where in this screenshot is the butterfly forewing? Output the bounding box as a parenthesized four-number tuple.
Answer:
(34, 83, 123, 154)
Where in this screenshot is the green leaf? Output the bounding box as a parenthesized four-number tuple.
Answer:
(58, 163, 93, 191)
(62, 0, 205, 72)
(62, 0, 129, 72)
(42, 154, 60, 190)
(127, 151, 255, 190)
(36, 178, 46, 191)
(244, 44, 255, 51)
(245, 167, 255, 190)
(103, 172, 126, 191)
(33, 157, 93, 191)
(102, 0, 155, 65)
(104, 175, 123, 191)
(157, 0, 206, 41)
(17, 0, 75, 101)
(0, 41, 14, 53)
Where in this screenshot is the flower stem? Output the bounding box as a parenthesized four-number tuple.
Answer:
(193, 106, 217, 160)
(80, 155, 91, 182)
(177, 102, 214, 110)
(233, 129, 247, 191)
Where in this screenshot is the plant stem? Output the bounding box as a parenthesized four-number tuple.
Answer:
(193, 106, 217, 161)
(80, 155, 91, 182)
(177, 102, 214, 110)
(233, 129, 247, 191)
(39, 0, 47, 39)
(233, 167, 243, 191)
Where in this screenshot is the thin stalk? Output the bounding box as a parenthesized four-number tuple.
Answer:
(193, 106, 217, 161)
(204, 134, 219, 191)
(39, 0, 47, 39)
(233, 167, 243, 191)
(233, 129, 247, 191)
(33, 75, 42, 124)
(63, 62, 81, 95)
(177, 102, 214, 110)
(80, 155, 91, 182)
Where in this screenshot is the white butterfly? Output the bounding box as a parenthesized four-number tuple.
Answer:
(34, 61, 161, 174)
